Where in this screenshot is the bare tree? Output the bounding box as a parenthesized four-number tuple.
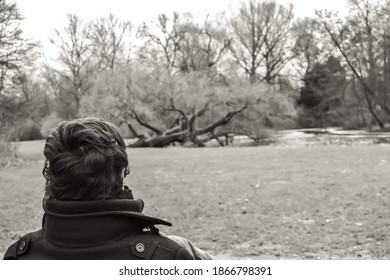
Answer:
(229, 0, 294, 83)
(0, 0, 36, 95)
(177, 14, 232, 75)
(88, 14, 133, 71)
(197, 15, 232, 69)
(138, 12, 189, 74)
(49, 14, 93, 116)
(0, 0, 38, 133)
(291, 17, 329, 80)
(261, 1, 294, 83)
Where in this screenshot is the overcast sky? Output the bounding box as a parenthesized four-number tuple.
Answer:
(14, 0, 348, 57)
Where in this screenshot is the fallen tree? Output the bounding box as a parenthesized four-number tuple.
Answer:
(127, 103, 248, 147)
(80, 67, 298, 147)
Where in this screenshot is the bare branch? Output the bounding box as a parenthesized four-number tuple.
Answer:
(130, 109, 163, 135)
(196, 103, 247, 135)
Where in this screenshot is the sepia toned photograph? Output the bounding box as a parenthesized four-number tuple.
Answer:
(0, 0, 389, 260)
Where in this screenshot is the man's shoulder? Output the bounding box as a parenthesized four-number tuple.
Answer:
(3, 229, 194, 260)
(3, 229, 43, 260)
(124, 231, 195, 260)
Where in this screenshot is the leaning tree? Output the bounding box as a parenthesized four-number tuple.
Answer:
(316, 0, 390, 128)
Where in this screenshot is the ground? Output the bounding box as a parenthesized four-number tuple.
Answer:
(0, 140, 389, 259)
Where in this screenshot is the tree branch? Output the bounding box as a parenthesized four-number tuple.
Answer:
(196, 103, 247, 135)
(130, 109, 163, 135)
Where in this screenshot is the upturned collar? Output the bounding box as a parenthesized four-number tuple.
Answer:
(42, 198, 171, 248)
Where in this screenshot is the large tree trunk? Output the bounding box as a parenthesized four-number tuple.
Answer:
(128, 131, 186, 147)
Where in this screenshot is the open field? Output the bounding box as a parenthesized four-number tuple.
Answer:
(1, 140, 390, 259)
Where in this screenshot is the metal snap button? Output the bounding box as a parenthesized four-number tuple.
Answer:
(19, 241, 26, 251)
(135, 242, 145, 253)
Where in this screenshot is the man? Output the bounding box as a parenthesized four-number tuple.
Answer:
(3, 117, 212, 260)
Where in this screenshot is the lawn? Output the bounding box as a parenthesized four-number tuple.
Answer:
(0, 140, 389, 259)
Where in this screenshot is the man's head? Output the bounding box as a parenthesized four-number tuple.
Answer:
(43, 117, 129, 200)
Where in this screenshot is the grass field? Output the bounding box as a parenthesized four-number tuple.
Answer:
(1, 140, 390, 259)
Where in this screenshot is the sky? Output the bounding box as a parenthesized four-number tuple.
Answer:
(14, 0, 349, 58)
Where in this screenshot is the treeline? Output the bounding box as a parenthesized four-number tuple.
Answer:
(1, 0, 390, 147)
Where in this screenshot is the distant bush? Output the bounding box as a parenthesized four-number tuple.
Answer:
(297, 109, 319, 128)
(341, 112, 372, 130)
(0, 135, 18, 168)
(251, 127, 274, 140)
(17, 119, 43, 141)
(40, 113, 63, 138)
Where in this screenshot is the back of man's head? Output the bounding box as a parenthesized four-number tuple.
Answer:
(43, 117, 129, 200)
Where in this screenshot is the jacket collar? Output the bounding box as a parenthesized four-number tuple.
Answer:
(42, 198, 171, 248)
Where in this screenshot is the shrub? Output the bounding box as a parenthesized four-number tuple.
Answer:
(342, 112, 371, 130)
(0, 135, 18, 168)
(40, 113, 64, 138)
(17, 119, 43, 141)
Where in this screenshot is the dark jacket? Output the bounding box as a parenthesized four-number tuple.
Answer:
(3, 198, 194, 260)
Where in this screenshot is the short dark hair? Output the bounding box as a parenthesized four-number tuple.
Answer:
(43, 117, 130, 200)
